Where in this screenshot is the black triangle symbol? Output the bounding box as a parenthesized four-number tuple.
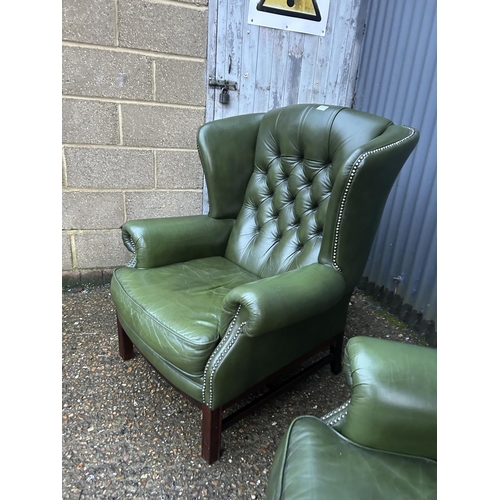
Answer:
(257, 0, 322, 23)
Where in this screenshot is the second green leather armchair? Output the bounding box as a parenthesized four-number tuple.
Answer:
(110, 104, 419, 463)
(266, 336, 437, 499)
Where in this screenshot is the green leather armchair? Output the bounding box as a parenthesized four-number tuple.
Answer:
(110, 104, 419, 463)
(266, 336, 437, 499)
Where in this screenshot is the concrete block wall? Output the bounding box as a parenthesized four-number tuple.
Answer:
(62, 0, 208, 274)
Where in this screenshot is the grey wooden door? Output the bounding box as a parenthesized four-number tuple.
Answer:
(205, 0, 368, 121)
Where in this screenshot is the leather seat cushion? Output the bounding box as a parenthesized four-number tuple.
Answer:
(267, 416, 437, 500)
(112, 256, 259, 376)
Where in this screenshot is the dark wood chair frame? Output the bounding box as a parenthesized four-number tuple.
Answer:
(117, 316, 344, 464)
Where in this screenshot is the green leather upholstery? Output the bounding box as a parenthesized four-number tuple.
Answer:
(266, 337, 437, 500)
(110, 104, 419, 462)
(112, 257, 259, 376)
(340, 336, 437, 460)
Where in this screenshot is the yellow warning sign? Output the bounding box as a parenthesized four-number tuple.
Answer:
(257, 0, 321, 22)
(249, 0, 329, 36)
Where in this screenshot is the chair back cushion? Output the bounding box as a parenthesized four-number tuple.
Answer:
(225, 104, 395, 279)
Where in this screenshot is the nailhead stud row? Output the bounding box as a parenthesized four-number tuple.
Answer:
(202, 305, 243, 407)
(331, 126, 416, 273)
(124, 235, 137, 268)
(321, 399, 351, 421)
(328, 411, 348, 426)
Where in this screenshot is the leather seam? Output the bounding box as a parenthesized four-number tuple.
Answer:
(113, 273, 220, 350)
(328, 424, 437, 463)
(276, 415, 312, 499)
(124, 322, 206, 380)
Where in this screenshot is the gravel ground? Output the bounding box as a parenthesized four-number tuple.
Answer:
(62, 284, 428, 500)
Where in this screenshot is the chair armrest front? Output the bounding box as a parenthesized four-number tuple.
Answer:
(122, 215, 234, 269)
(336, 336, 437, 460)
(221, 264, 345, 337)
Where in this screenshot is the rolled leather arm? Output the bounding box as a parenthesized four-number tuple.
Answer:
(221, 264, 345, 337)
(122, 215, 234, 269)
(339, 336, 437, 460)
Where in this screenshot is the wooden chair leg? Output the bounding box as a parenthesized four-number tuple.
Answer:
(330, 331, 344, 375)
(117, 316, 134, 360)
(201, 405, 222, 464)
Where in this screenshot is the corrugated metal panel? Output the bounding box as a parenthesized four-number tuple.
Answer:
(354, 0, 437, 323)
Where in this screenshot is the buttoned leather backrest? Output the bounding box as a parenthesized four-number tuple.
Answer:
(225, 104, 412, 283)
